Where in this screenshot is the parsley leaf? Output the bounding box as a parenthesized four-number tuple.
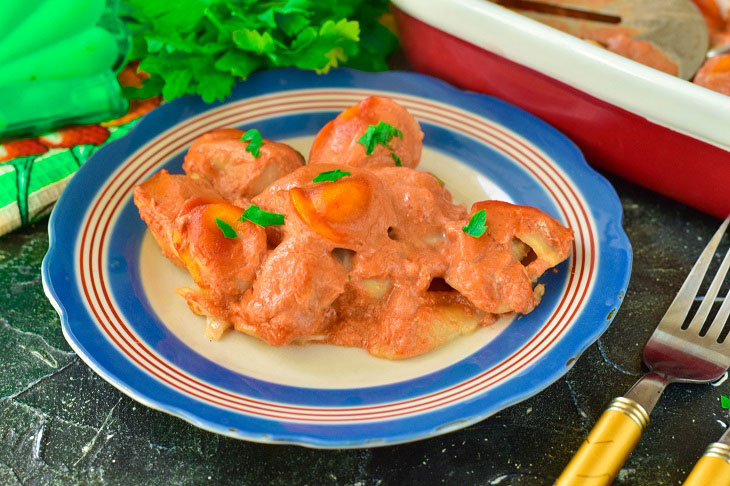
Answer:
(427, 172, 445, 185)
(357, 121, 403, 155)
(462, 210, 488, 238)
(391, 153, 402, 167)
(216, 218, 238, 239)
(239, 205, 285, 227)
(121, 0, 397, 103)
(313, 169, 351, 183)
(122, 0, 208, 33)
(197, 70, 236, 104)
(161, 69, 193, 101)
(240, 129, 263, 158)
(232, 29, 280, 53)
(214, 50, 262, 79)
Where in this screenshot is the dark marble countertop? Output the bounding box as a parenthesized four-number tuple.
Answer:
(1, 165, 727, 483)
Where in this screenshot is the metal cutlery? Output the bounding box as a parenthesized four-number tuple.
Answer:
(684, 425, 730, 485)
(557, 216, 730, 486)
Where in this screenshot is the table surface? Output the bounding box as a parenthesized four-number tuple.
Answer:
(1, 113, 728, 486)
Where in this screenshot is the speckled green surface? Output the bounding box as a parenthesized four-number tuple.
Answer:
(1, 172, 729, 485)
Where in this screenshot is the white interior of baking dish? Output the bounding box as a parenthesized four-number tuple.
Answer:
(393, 0, 730, 152)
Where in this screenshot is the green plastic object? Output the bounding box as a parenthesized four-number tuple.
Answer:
(0, 72, 127, 139)
(0, 0, 106, 65)
(0, 0, 130, 139)
(0, 27, 119, 85)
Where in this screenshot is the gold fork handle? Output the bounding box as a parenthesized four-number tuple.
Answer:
(555, 397, 649, 486)
(684, 443, 730, 486)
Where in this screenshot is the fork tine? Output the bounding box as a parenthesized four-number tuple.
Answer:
(687, 244, 730, 332)
(659, 216, 730, 329)
(708, 285, 730, 342)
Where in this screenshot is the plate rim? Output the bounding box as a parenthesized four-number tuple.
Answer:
(42, 68, 632, 448)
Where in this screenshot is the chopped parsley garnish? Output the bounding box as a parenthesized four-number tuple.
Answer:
(391, 153, 402, 167)
(427, 172, 445, 185)
(216, 218, 238, 239)
(240, 129, 263, 158)
(357, 121, 403, 158)
(239, 205, 285, 227)
(462, 210, 488, 238)
(313, 169, 351, 183)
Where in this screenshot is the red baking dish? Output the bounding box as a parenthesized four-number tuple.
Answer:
(392, 0, 730, 218)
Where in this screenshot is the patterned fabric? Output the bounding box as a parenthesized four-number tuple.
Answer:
(0, 64, 160, 237)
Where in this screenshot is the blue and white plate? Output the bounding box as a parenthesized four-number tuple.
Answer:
(42, 69, 631, 448)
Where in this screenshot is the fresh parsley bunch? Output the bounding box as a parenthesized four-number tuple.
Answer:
(119, 0, 398, 103)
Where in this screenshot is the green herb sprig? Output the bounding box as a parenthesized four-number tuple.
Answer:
(358, 121, 402, 154)
(240, 129, 263, 157)
(239, 205, 285, 227)
(120, 0, 398, 103)
(216, 205, 285, 238)
(427, 172, 445, 185)
(357, 121, 404, 166)
(462, 210, 488, 238)
(216, 218, 238, 238)
(313, 169, 351, 183)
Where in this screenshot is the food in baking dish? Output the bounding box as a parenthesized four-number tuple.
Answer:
(133, 97, 574, 359)
(494, 0, 730, 95)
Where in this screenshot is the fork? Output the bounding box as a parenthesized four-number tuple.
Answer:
(556, 216, 730, 486)
(684, 426, 730, 485)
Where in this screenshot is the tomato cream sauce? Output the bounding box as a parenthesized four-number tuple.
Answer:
(134, 97, 574, 359)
